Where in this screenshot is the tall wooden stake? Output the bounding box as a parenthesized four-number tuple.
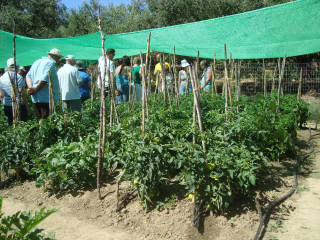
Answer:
(235, 62, 240, 113)
(211, 53, 216, 98)
(276, 52, 287, 113)
(97, 6, 106, 200)
(160, 54, 167, 107)
(12, 18, 20, 125)
(224, 44, 229, 120)
(263, 59, 267, 97)
(173, 46, 179, 106)
(297, 67, 302, 101)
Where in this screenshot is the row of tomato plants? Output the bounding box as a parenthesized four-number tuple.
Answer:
(0, 92, 309, 211)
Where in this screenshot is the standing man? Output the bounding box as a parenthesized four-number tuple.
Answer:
(75, 60, 91, 105)
(0, 58, 31, 124)
(153, 53, 172, 77)
(97, 48, 115, 96)
(153, 53, 172, 92)
(57, 55, 82, 112)
(26, 48, 63, 118)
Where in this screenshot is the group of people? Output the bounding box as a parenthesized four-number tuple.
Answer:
(0, 47, 213, 125)
(97, 51, 213, 103)
(0, 48, 91, 124)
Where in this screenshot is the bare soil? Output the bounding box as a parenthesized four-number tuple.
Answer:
(1, 127, 319, 240)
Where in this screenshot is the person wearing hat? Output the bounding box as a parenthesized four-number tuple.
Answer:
(178, 59, 192, 95)
(18, 66, 27, 81)
(26, 48, 63, 118)
(57, 55, 82, 112)
(75, 60, 91, 105)
(0, 58, 31, 124)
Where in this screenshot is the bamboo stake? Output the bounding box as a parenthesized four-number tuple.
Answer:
(238, 59, 242, 95)
(7, 73, 18, 126)
(263, 59, 267, 97)
(196, 51, 200, 91)
(228, 53, 233, 108)
(148, 55, 152, 96)
(211, 53, 217, 98)
(48, 72, 55, 120)
(128, 56, 133, 109)
(160, 54, 167, 107)
(276, 52, 287, 113)
(229, 53, 234, 92)
(145, 33, 151, 121)
(140, 51, 146, 134)
(190, 66, 206, 153)
(297, 67, 302, 101)
(13, 18, 21, 123)
(271, 68, 276, 92)
(173, 46, 179, 106)
(224, 44, 229, 120)
(111, 72, 119, 124)
(235, 62, 240, 114)
(97, 6, 107, 200)
(90, 73, 94, 108)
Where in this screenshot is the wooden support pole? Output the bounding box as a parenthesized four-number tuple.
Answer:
(263, 59, 267, 97)
(211, 53, 216, 98)
(160, 54, 167, 107)
(173, 46, 179, 106)
(224, 44, 229, 120)
(276, 52, 287, 113)
(235, 62, 240, 114)
(13, 18, 21, 123)
(196, 51, 200, 90)
(228, 53, 233, 108)
(271, 68, 276, 93)
(97, 6, 106, 200)
(297, 67, 302, 101)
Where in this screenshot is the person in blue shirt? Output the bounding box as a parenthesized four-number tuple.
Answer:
(0, 58, 31, 125)
(75, 60, 91, 105)
(200, 60, 213, 91)
(26, 48, 63, 118)
(115, 56, 131, 103)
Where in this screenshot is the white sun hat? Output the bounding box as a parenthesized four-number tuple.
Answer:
(181, 59, 190, 68)
(47, 48, 63, 58)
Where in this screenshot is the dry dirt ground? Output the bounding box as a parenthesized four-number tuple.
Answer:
(1, 127, 319, 240)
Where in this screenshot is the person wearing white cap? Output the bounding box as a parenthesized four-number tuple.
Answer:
(178, 59, 192, 95)
(26, 48, 63, 118)
(57, 55, 82, 112)
(0, 58, 31, 124)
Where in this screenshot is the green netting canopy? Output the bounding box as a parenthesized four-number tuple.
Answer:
(1, 0, 319, 68)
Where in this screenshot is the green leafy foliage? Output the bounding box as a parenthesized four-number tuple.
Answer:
(0, 92, 309, 212)
(32, 135, 98, 191)
(0, 196, 57, 240)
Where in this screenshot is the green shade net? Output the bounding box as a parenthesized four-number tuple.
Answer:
(0, 0, 319, 68)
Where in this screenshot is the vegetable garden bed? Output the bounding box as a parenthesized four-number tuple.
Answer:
(0, 92, 309, 214)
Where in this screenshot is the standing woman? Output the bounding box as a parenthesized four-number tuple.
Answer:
(200, 60, 213, 91)
(115, 56, 131, 103)
(178, 59, 191, 95)
(132, 57, 142, 102)
(0, 58, 31, 125)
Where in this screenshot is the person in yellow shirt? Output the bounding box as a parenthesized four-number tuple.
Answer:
(153, 53, 171, 76)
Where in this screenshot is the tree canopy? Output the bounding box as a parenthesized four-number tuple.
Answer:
(0, 0, 293, 38)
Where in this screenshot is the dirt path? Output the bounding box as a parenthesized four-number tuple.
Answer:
(2, 197, 135, 240)
(270, 128, 320, 240)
